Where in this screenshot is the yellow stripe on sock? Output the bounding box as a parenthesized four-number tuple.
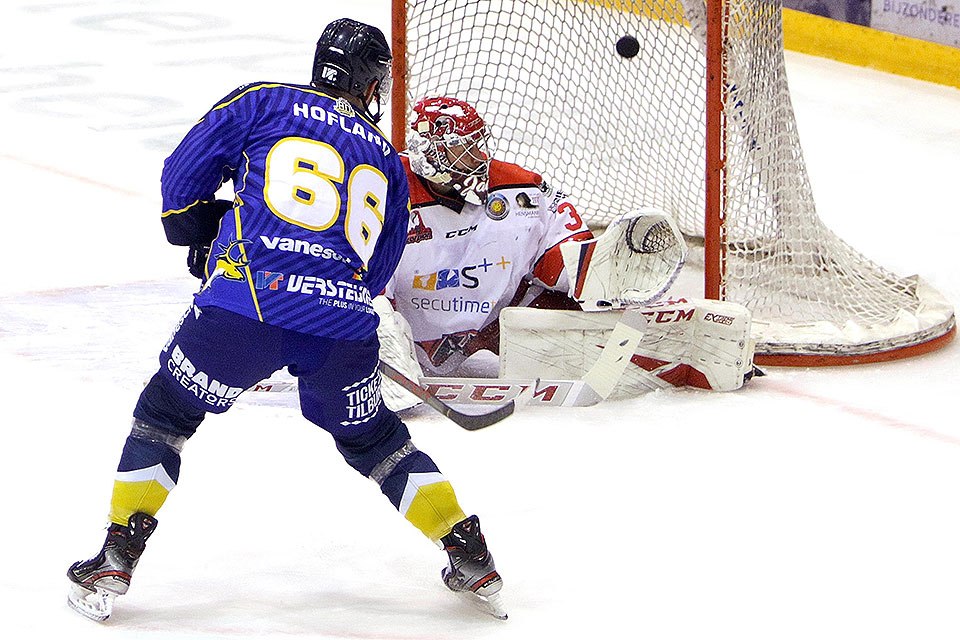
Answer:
(398, 473, 467, 542)
(108, 464, 175, 525)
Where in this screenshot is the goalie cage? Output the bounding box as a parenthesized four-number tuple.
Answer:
(390, 0, 956, 365)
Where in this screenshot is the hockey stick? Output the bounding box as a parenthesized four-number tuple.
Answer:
(246, 312, 648, 408)
(379, 361, 518, 431)
(578, 308, 648, 401)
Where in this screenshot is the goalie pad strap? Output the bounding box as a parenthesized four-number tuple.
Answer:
(581, 309, 648, 400)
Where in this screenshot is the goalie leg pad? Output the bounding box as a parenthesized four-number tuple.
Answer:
(500, 299, 754, 395)
(631, 299, 754, 391)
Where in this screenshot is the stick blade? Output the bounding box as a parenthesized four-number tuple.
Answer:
(444, 400, 515, 431)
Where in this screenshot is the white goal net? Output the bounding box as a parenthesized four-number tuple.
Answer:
(391, 0, 955, 363)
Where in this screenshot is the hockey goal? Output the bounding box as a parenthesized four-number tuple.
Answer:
(390, 0, 955, 365)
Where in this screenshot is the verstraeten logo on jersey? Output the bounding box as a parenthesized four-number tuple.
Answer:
(254, 271, 374, 314)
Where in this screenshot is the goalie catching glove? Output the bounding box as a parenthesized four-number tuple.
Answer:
(560, 208, 686, 311)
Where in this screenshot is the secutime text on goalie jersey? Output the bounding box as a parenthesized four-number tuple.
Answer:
(160, 82, 410, 340)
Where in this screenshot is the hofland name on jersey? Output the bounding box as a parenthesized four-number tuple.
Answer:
(292, 102, 392, 157)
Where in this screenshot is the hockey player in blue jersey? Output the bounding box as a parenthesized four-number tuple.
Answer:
(67, 18, 505, 622)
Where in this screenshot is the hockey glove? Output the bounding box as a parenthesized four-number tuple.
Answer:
(187, 244, 211, 280)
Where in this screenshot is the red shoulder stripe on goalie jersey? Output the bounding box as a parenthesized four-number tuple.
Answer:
(488, 159, 542, 189)
(533, 230, 594, 287)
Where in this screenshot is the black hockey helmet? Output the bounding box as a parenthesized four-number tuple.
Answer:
(311, 18, 392, 121)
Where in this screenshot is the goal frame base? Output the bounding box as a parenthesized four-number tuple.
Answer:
(754, 322, 956, 367)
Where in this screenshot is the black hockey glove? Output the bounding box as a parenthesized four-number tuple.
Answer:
(187, 243, 211, 280)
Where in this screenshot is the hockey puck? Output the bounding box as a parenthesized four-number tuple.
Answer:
(616, 35, 640, 58)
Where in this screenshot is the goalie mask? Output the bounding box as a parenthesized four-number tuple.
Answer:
(407, 97, 494, 206)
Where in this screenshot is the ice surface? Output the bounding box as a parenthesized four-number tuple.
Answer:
(1, 1, 958, 638)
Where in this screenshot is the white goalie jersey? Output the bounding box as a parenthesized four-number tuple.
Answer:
(384, 155, 592, 375)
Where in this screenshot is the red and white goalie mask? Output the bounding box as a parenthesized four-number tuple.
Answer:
(406, 97, 494, 206)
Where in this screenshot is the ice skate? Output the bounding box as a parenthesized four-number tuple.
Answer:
(440, 515, 507, 620)
(67, 512, 157, 621)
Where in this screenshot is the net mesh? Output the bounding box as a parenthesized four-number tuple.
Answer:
(398, 0, 954, 358)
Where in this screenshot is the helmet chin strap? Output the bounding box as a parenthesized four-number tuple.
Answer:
(362, 82, 386, 123)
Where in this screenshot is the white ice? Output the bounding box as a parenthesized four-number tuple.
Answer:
(1, 1, 959, 638)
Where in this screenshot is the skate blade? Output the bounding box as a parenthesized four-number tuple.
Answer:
(67, 583, 115, 622)
(459, 590, 508, 620)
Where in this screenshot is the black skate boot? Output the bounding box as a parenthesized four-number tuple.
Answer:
(440, 515, 506, 619)
(67, 512, 158, 621)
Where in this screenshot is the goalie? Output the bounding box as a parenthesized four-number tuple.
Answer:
(379, 96, 755, 409)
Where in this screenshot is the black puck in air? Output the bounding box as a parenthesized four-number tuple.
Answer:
(616, 35, 640, 58)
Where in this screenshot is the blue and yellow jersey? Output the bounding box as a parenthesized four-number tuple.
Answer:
(160, 82, 410, 340)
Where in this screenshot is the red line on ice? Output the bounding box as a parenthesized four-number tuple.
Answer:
(764, 380, 960, 448)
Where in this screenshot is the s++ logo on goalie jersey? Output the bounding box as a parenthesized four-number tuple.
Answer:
(411, 256, 511, 291)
